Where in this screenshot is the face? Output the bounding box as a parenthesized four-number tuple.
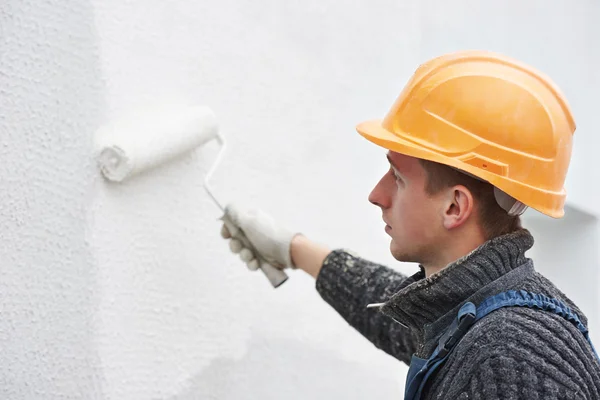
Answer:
(368, 152, 445, 265)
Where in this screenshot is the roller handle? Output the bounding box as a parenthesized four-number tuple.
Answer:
(221, 214, 289, 288)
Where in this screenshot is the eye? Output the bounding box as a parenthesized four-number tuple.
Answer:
(389, 168, 402, 182)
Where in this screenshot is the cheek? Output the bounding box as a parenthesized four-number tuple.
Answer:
(391, 191, 439, 236)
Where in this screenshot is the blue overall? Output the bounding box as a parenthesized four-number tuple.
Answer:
(404, 290, 600, 400)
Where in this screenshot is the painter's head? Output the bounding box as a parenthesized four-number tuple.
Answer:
(359, 51, 575, 271)
(368, 151, 521, 270)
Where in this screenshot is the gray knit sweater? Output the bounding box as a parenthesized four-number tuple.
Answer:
(315, 230, 600, 399)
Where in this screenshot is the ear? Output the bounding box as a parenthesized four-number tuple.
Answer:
(442, 185, 475, 230)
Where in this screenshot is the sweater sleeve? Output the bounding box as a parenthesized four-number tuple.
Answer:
(315, 249, 419, 365)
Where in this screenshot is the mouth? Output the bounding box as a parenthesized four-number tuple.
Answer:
(385, 224, 391, 233)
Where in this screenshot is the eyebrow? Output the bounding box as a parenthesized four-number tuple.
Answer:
(386, 154, 408, 180)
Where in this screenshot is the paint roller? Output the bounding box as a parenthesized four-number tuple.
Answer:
(95, 105, 289, 288)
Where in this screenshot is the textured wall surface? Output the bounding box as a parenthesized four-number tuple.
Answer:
(0, 0, 105, 398)
(1, 1, 599, 399)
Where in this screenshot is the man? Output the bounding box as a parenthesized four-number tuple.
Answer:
(220, 51, 600, 399)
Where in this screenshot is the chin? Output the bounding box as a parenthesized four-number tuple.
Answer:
(390, 242, 407, 262)
(391, 252, 409, 262)
(390, 240, 418, 263)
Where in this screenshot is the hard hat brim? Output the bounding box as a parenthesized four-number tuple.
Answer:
(356, 119, 565, 218)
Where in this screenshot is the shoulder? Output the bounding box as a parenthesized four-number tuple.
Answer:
(430, 307, 600, 399)
(457, 307, 598, 373)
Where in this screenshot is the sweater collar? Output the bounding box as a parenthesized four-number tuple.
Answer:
(380, 229, 534, 334)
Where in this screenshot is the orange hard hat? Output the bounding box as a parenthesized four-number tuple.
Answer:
(357, 50, 575, 218)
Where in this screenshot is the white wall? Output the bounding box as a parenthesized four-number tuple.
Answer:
(0, 1, 105, 398)
(1, 1, 598, 399)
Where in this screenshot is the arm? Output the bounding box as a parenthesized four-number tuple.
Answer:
(222, 206, 418, 364)
(292, 235, 418, 364)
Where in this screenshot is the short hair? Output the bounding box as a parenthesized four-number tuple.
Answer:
(419, 159, 522, 240)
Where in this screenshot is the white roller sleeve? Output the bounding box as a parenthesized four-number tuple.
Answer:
(96, 106, 219, 182)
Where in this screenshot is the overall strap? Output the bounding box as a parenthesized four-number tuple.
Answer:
(404, 303, 477, 399)
(404, 291, 599, 400)
(476, 290, 599, 358)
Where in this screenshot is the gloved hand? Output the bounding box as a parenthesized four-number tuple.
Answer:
(220, 204, 298, 271)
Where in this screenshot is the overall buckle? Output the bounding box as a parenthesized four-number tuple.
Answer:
(437, 302, 477, 358)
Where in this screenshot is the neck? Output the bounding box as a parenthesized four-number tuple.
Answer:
(422, 228, 486, 278)
(380, 228, 535, 343)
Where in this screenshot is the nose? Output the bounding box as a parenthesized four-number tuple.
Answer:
(369, 173, 392, 209)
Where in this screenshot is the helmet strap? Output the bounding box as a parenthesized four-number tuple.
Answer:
(493, 187, 528, 216)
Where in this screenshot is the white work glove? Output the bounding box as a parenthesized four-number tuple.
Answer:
(220, 204, 298, 271)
